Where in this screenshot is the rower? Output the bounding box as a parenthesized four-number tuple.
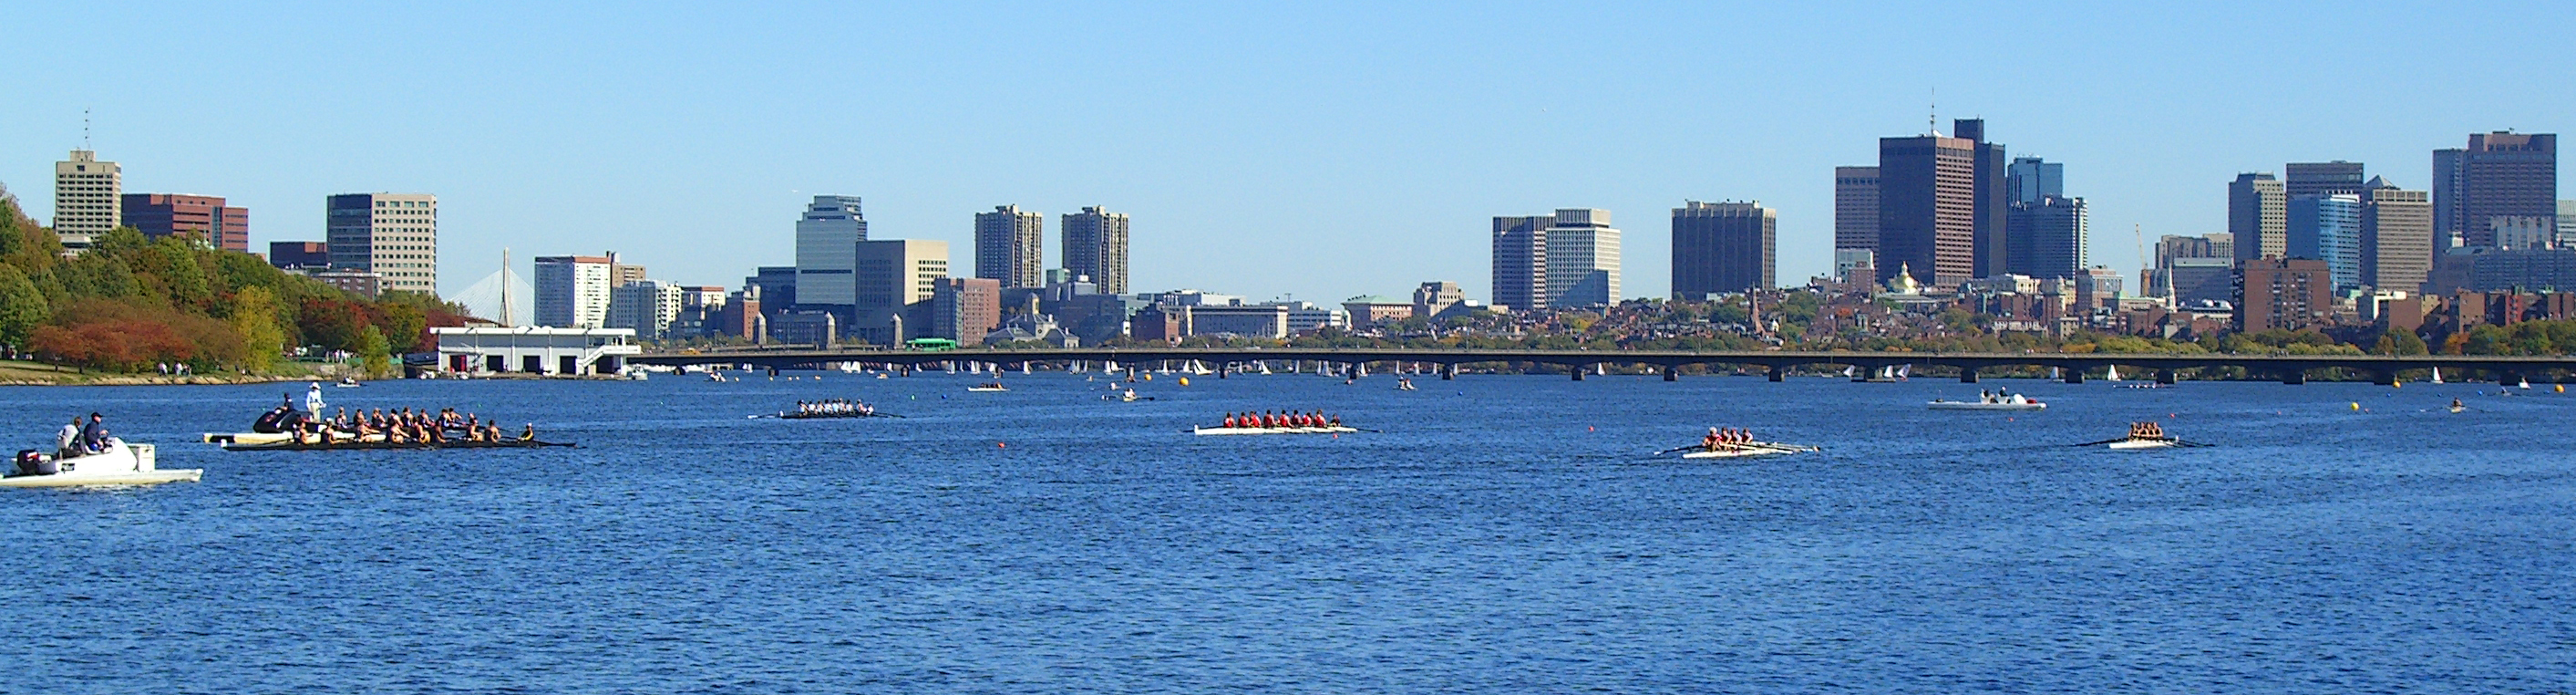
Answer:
(520, 424, 536, 441)
(1223, 413, 1238, 429)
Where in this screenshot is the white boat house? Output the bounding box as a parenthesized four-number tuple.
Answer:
(430, 327, 641, 376)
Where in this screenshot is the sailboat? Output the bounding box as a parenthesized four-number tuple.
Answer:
(2431, 367, 2444, 384)
(1258, 361, 1273, 375)
(1897, 364, 1911, 380)
(1103, 360, 1118, 375)
(2519, 377, 2531, 389)
(2107, 364, 2123, 382)
(1841, 366, 1858, 379)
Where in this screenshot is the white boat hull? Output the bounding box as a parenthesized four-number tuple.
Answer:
(2107, 438, 2178, 450)
(1192, 426, 1358, 436)
(1680, 442, 1818, 459)
(4, 441, 200, 488)
(1926, 400, 2045, 411)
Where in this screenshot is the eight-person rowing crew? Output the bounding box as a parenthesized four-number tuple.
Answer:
(255, 396, 531, 445)
(1221, 410, 1342, 429)
(795, 399, 873, 417)
(2127, 421, 2168, 440)
(1702, 427, 1761, 451)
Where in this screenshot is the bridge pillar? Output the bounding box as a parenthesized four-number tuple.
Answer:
(1571, 364, 1586, 381)
(2282, 369, 2306, 385)
(2503, 371, 2526, 387)
(2157, 368, 2178, 385)
(2372, 369, 2397, 386)
(1767, 365, 1784, 382)
(1960, 367, 1979, 383)
(768, 366, 780, 377)
(1663, 365, 1678, 381)
(1442, 363, 1457, 380)
(1219, 362, 1229, 379)
(2063, 368, 2085, 384)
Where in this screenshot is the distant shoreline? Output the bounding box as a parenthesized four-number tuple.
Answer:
(0, 360, 343, 387)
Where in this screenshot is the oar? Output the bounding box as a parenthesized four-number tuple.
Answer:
(2068, 437, 2134, 447)
(1654, 444, 1707, 455)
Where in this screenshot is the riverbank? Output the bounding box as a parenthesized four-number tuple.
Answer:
(0, 360, 348, 386)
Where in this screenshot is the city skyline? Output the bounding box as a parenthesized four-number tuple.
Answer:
(2, 4, 2570, 303)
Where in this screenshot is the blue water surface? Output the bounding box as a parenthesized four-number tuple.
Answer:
(1, 370, 2571, 693)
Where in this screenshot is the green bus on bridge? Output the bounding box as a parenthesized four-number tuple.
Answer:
(905, 337, 961, 351)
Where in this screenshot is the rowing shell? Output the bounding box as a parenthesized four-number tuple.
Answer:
(2106, 437, 2178, 450)
(1925, 400, 2045, 411)
(220, 439, 575, 451)
(1680, 442, 1819, 459)
(1191, 426, 1359, 436)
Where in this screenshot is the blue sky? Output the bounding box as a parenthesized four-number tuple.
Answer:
(4, 2, 2567, 304)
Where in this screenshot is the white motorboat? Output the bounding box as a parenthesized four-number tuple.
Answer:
(1679, 442, 1819, 459)
(1191, 426, 1360, 436)
(1927, 392, 2045, 410)
(336, 377, 362, 388)
(5, 440, 200, 488)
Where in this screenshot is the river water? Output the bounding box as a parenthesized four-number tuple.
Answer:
(2, 371, 2570, 692)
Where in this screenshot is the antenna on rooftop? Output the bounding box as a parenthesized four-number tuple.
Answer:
(82, 108, 91, 150)
(1928, 88, 1938, 136)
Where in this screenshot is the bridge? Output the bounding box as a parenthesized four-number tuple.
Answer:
(625, 348, 2576, 386)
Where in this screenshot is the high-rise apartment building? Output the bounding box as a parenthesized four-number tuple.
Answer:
(1060, 206, 1129, 296)
(120, 193, 250, 252)
(1953, 119, 2010, 277)
(325, 192, 438, 294)
(53, 150, 121, 252)
(1833, 166, 1880, 252)
(2360, 177, 2434, 293)
(2228, 173, 2287, 264)
(2286, 193, 2363, 293)
(930, 276, 1002, 342)
(2148, 233, 2235, 305)
(533, 254, 615, 328)
(1669, 201, 1774, 298)
(1490, 214, 1551, 312)
(2561, 200, 2576, 247)
(974, 205, 1045, 289)
(2237, 258, 2334, 331)
(606, 279, 683, 339)
(852, 239, 951, 344)
(2006, 156, 2063, 204)
(2004, 195, 2087, 279)
(1542, 209, 1621, 307)
(2284, 161, 2366, 200)
(794, 195, 868, 314)
(1878, 133, 1978, 287)
(2436, 131, 2558, 248)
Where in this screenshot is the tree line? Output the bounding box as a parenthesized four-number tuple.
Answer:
(0, 186, 468, 374)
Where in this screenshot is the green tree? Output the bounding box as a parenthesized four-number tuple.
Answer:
(0, 264, 48, 348)
(355, 324, 392, 378)
(231, 285, 285, 372)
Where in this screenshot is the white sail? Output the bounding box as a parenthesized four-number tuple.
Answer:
(1259, 362, 1273, 375)
(1897, 364, 1911, 379)
(1842, 366, 1857, 378)
(2431, 367, 2443, 384)
(2107, 364, 2122, 381)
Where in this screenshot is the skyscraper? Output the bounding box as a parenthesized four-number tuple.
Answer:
(1953, 119, 2009, 278)
(2228, 173, 2287, 263)
(974, 204, 1044, 289)
(2286, 193, 2363, 293)
(1490, 214, 1551, 312)
(53, 150, 120, 252)
(1060, 206, 1129, 296)
(2432, 148, 2468, 245)
(120, 193, 249, 253)
(533, 254, 615, 328)
(1877, 133, 1977, 287)
(930, 276, 1002, 342)
(1833, 166, 1880, 252)
(2456, 131, 2558, 248)
(2006, 156, 2062, 204)
(794, 195, 868, 315)
(606, 279, 683, 339)
(325, 192, 438, 294)
(2360, 177, 2434, 293)
(2283, 161, 2366, 200)
(1669, 201, 1775, 298)
(1543, 209, 1621, 306)
(852, 239, 950, 344)
(2236, 258, 2334, 332)
(2004, 195, 2087, 279)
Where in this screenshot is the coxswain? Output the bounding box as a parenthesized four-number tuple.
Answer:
(304, 382, 326, 418)
(1329, 413, 1342, 427)
(520, 423, 536, 441)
